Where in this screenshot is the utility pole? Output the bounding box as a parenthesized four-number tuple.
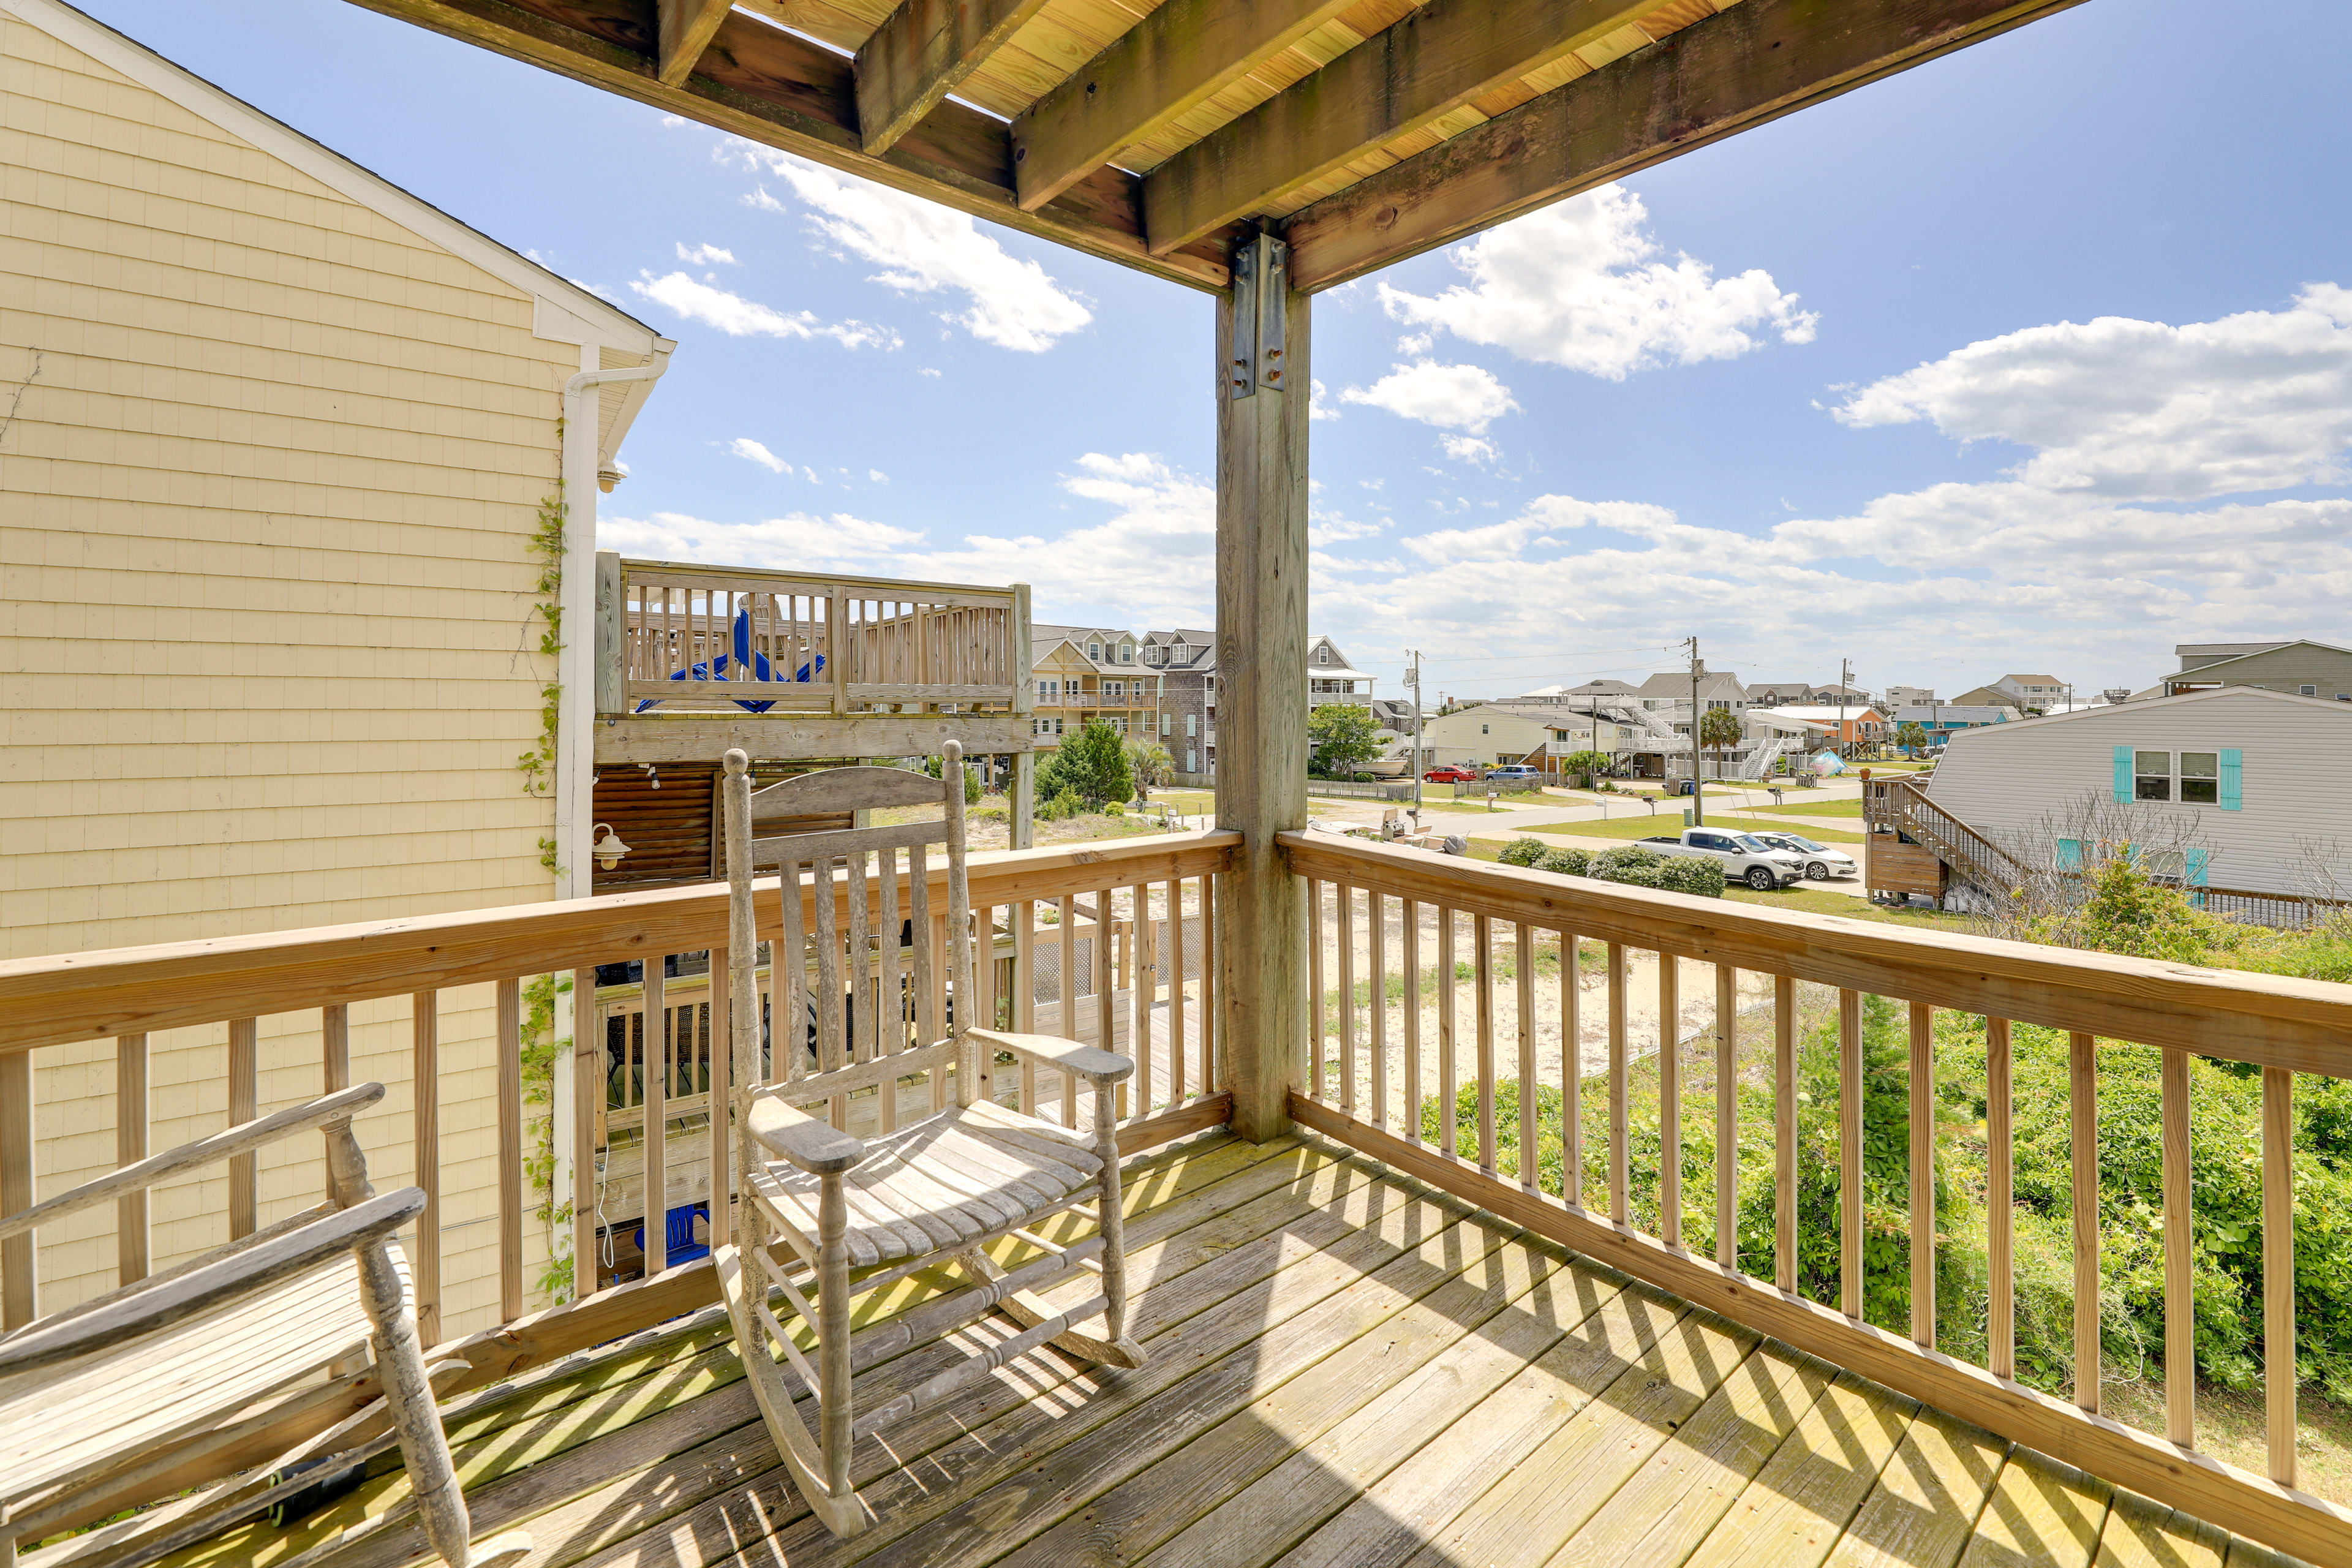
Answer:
(1687, 635, 1704, 826)
(1406, 650, 1424, 825)
(1837, 656, 1853, 762)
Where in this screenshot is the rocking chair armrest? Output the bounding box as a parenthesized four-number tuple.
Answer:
(965, 1028, 1133, 1085)
(748, 1091, 869, 1176)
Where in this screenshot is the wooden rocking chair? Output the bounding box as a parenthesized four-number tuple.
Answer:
(0, 1084, 526, 1568)
(714, 743, 1145, 1539)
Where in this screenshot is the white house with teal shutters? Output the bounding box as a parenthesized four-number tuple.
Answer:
(1923, 686, 2352, 897)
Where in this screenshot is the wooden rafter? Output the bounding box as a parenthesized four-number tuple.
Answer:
(1143, 0, 1667, 254)
(655, 0, 731, 86)
(1284, 0, 2088, 290)
(1008, 0, 1365, 213)
(853, 0, 1054, 157)
(341, 0, 1234, 290)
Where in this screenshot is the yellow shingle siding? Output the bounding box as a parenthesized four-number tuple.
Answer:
(2, 17, 571, 1327)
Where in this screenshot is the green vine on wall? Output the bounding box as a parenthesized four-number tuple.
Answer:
(518, 472, 571, 1298)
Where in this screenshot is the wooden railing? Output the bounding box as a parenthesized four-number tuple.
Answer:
(0, 832, 1236, 1531)
(598, 557, 1023, 715)
(1278, 830, 2352, 1563)
(1863, 775, 2023, 897)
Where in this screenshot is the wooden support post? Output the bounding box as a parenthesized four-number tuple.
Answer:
(1213, 230, 1310, 1142)
(2071, 1030, 2100, 1412)
(644, 959, 668, 1275)
(2264, 1066, 2295, 1486)
(228, 1017, 258, 1240)
(1012, 582, 1035, 851)
(1987, 1017, 2014, 1378)
(572, 967, 600, 1298)
(497, 978, 524, 1322)
(1839, 989, 1862, 1319)
(1775, 976, 1796, 1294)
(116, 1034, 149, 1286)
(412, 992, 440, 1344)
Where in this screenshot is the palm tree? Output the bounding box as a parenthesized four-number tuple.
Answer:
(1697, 705, 1744, 786)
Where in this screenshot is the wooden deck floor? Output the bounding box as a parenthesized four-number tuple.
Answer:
(188, 1131, 2306, 1568)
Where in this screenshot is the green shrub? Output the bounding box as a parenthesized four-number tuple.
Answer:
(1104, 800, 1125, 817)
(1038, 787, 1085, 822)
(1655, 857, 1725, 898)
(1588, 845, 1667, 888)
(1537, 847, 1590, 878)
(1498, 837, 1548, 867)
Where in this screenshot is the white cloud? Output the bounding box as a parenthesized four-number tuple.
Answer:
(1834, 283, 2352, 500)
(919, 366, 943, 379)
(869, 469, 889, 484)
(1439, 435, 1499, 466)
(1341, 361, 1517, 432)
(725, 143, 1093, 352)
(676, 242, 737, 266)
(1310, 378, 1340, 421)
(630, 271, 900, 350)
(1378, 184, 1816, 380)
(728, 438, 788, 473)
(1310, 516, 1387, 546)
(600, 509, 925, 570)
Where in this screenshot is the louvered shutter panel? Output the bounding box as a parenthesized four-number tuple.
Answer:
(2113, 746, 2133, 803)
(2218, 749, 2242, 810)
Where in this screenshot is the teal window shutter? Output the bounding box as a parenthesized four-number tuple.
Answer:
(2186, 847, 2211, 886)
(2057, 837, 2084, 872)
(2218, 749, 2242, 810)
(2113, 745, 2133, 803)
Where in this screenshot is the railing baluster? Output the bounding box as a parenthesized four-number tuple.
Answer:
(1307, 877, 1326, 1102)
(1202, 872, 1218, 1092)
(1370, 892, 1389, 1130)
(1514, 922, 1535, 1188)
(497, 978, 523, 1321)
(1016, 899, 1037, 1114)
(1167, 878, 1186, 1107)
(1988, 1017, 2014, 1378)
(1437, 908, 1457, 1159)
(1841, 989, 1862, 1320)
(413, 990, 440, 1342)
(1338, 883, 1357, 1115)
(1661, 953, 1683, 1248)
(643, 959, 666, 1276)
(878, 846, 902, 1135)
(1401, 900, 1420, 1143)
(115, 1033, 149, 1286)
(1715, 964, 1737, 1270)
(709, 945, 731, 1252)
(572, 966, 598, 1299)
(228, 1017, 258, 1240)
(2162, 1042, 2192, 1446)
(0, 1049, 30, 1327)
(1910, 1001, 1934, 1349)
(2071, 1029, 2099, 1411)
(1131, 880, 1154, 1118)
(322, 1001, 350, 1200)
(1776, 976, 1795, 1294)
(1607, 941, 1627, 1224)
(1059, 892, 1077, 1126)
(2264, 1065, 2296, 1487)
(1474, 913, 1496, 1175)
(1562, 932, 1581, 1209)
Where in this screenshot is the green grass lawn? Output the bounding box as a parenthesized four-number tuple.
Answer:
(1518, 812, 1866, 845)
(1744, 796, 1864, 818)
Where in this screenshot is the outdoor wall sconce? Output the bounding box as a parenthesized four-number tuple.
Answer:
(592, 823, 633, 870)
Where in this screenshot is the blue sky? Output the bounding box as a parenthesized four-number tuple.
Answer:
(85, 0, 2352, 703)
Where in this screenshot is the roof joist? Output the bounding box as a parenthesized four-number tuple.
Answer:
(347, 0, 1237, 290)
(1282, 0, 2089, 290)
(350, 0, 2082, 300)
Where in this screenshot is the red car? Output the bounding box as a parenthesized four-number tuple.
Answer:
(1423, 765, 1479, 783)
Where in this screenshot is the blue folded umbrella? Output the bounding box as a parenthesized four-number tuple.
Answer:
(635, 608, 821, 712)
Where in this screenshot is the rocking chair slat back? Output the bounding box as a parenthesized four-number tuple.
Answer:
(741, 757, 972, 1126)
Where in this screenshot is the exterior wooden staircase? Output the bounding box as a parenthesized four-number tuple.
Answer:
(1861, 775, 2024, 906)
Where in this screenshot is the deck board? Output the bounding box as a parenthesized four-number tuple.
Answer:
(187, 1129, 2310, 1568)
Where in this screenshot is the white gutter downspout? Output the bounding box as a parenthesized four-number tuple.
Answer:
(551, 345, 669, 1298)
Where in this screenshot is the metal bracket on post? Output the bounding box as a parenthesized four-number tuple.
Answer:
(1226, 232, 1289, 399)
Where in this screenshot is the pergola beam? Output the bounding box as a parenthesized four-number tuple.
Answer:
(341, 0, 1232, 290)
(1144, 0, 1663, 255)
(1009, 0, 1362, 214)
(655, 0, 731, 87)
(1285, 0, 2087, 290)
(854, 0, 1055, 157)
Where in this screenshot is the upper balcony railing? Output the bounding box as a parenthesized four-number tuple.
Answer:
(597, 556, 1023, 717)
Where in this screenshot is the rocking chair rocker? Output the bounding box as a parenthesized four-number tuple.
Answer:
(713, 744, 1145, 1539)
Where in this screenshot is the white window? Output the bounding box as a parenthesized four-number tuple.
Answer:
(1316, 647, 1329, 664)
(1088, 641, 1101, 659)
(1120, 644, 1133, 662)
(1054, 718, 1065, 735)
(2135, 750, 2172, 802)
(1480, 723, 1490, 736)
(1063, 677, 1080, 697)
(1036, 678, 1055, 701)
(1105, 680, 1123, 699)
(2301, 684, 2319, 696)
(2180, 752, 2220, 805)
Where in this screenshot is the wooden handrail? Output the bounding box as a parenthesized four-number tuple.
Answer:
(1277, 828, 2352, 1562)
(0, 833, 1239, 1055)
(1278, 833, 2352, 1074)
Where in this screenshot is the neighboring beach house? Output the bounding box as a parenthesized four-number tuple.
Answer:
(0, 1, 671, 1332)
(1926, 687, 2352, 899)
(2162, 639, 2352, 700)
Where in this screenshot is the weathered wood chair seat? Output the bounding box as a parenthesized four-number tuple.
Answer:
(0, 1085, 524, 1568)
(715, 744, 1145, 1540)
(0, 1242, 405, 1503)
(745, 1098, 1101, 1268)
